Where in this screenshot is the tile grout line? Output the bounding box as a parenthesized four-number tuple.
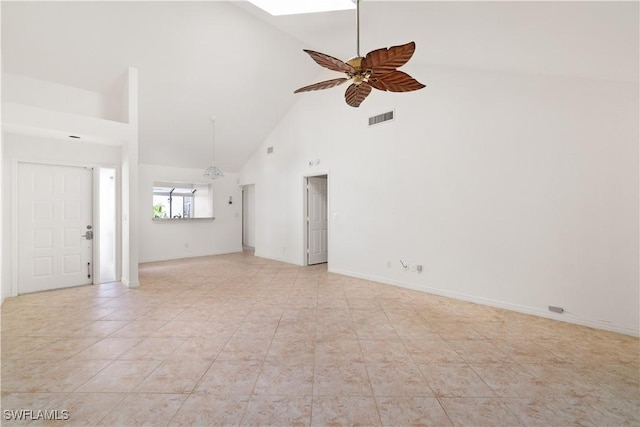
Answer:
(351, 299, 384, 427)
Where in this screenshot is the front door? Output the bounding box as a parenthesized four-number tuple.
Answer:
(18, 163, 93, 294)
(307, 176, 328, 265)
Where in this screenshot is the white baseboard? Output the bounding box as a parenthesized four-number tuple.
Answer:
(121, 278, 140, 289)
(139, 249, 243, 264)
(253, 251, 303, 266)
(329, 267, 639, 337)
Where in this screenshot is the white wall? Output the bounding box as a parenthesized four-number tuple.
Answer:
(138, 163, 242, 263)
(3, 73, 126, 122)
(2, 133, 122, 298)
(240, 64, 639, 336)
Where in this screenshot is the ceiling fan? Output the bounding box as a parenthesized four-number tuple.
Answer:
(294, 0, 425, 108)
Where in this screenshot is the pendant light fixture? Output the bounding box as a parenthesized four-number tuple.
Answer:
(203, 116, 224, 179)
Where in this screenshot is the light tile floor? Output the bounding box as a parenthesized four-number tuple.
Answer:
(1, 252, 638, 426)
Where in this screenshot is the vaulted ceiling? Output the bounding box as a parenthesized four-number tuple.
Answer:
(2, 1, 638, 171)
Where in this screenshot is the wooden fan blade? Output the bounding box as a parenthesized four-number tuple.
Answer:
(369, 70, 425, 92)
(344, 83, 372, 108)
(363, 42, 416, 75)
(303, 49, 356, 74)
(294, 78, 349, 93)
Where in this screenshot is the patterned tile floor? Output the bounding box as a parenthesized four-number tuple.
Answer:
(1, 252, 638, 426)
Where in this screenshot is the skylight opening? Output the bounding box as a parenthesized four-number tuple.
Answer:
(247, 0, 355, 16)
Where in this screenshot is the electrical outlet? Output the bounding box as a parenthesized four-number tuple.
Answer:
(416, 265, 423, 273)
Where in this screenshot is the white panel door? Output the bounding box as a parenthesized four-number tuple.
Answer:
(18, 163, 93, 294)
(307, 176, 328, 265)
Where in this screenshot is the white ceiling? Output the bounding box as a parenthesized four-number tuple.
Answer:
(2, 1, 638, 172)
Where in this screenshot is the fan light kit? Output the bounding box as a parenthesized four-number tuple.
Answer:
(294, 0, 425, 107)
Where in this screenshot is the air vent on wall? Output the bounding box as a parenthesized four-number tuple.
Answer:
(369, 110, 394, 126)
(267, 146, 274, 154)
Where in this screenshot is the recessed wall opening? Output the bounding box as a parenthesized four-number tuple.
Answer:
(242, 184, 255, 252)
(99, 167, 117, 283)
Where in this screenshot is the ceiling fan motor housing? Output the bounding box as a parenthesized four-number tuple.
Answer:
(346, 56, 370, 85)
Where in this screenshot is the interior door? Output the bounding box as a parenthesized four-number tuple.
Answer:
(307, 176, 328, 265)
(18, 163, 93, 294)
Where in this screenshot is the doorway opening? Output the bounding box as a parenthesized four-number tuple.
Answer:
(305, 175, 328, 266)
(242, 184, 255, 253)
(15, 162, 119, 295)
(16, 162, 94, 294)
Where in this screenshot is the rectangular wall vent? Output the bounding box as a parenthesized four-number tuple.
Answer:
(267, 146, 274, 154)
(369, 110, 394, 126)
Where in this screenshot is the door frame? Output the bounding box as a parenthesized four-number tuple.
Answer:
(302, 172, 329, 267)
(11, 159, 121, 296)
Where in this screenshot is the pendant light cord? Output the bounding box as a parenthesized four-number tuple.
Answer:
(211, 117, 216, 163)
